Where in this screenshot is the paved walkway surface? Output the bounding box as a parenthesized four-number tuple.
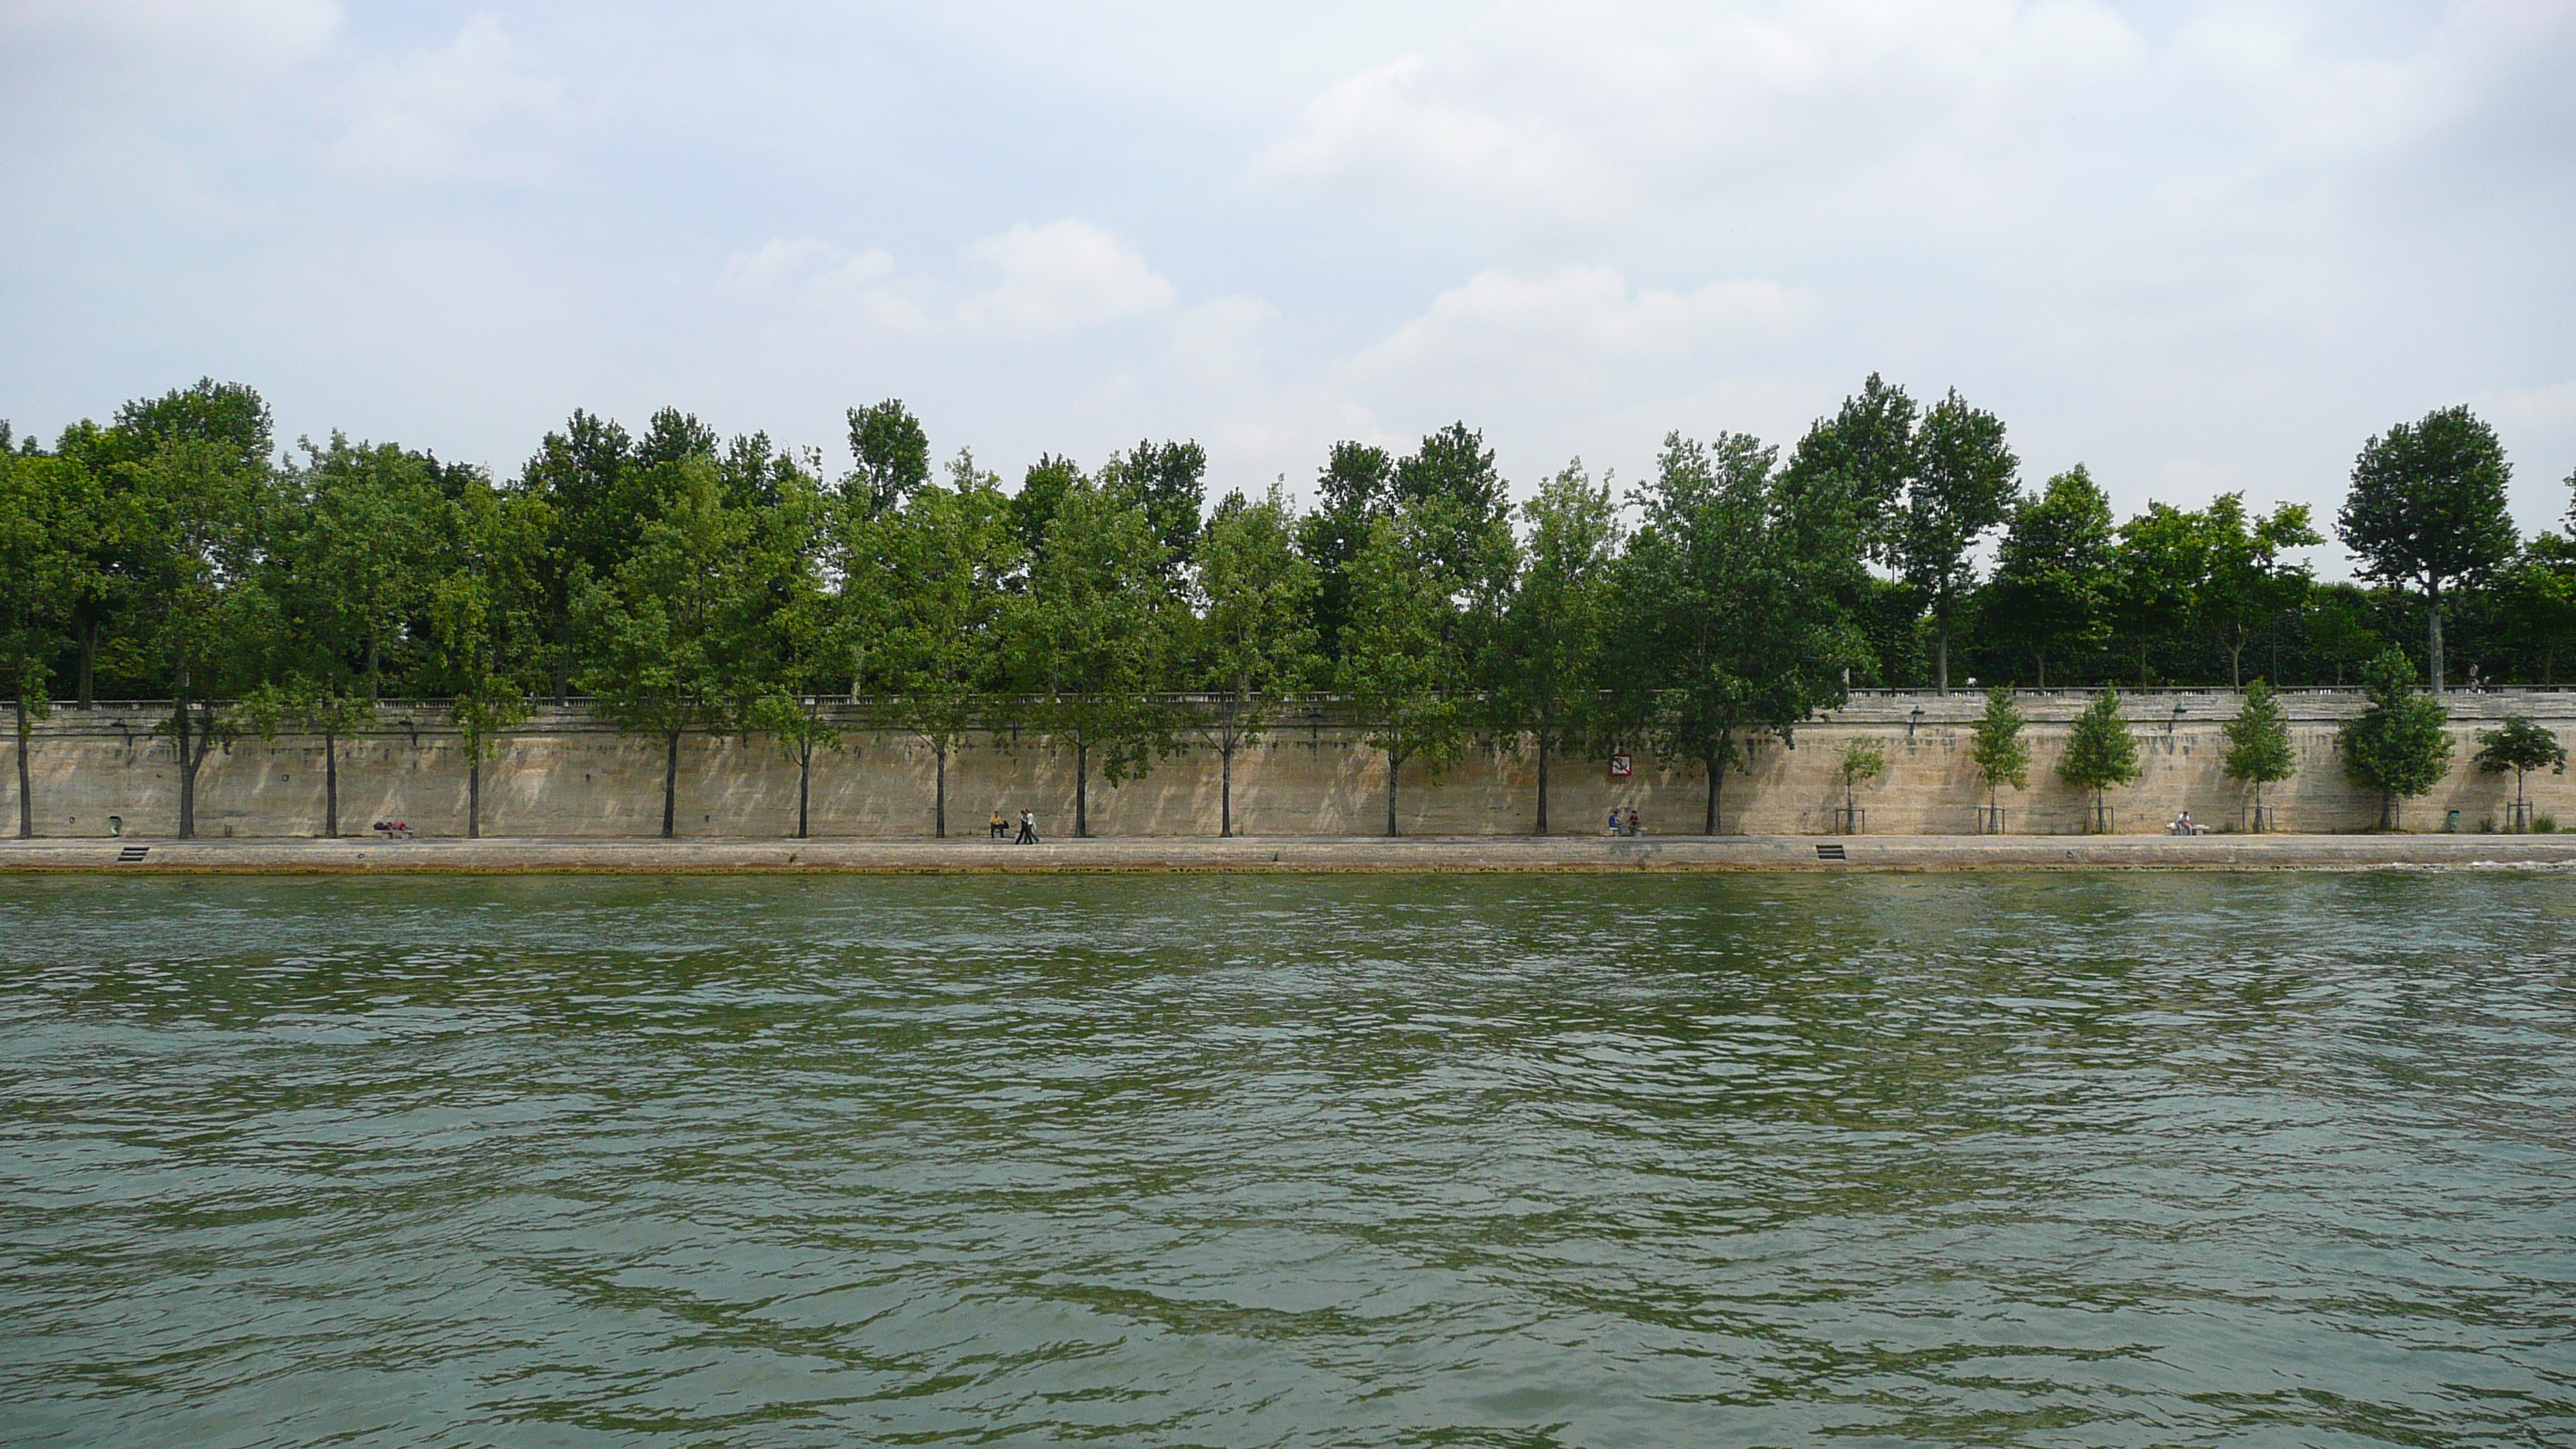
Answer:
(5, 834, 2574, 873)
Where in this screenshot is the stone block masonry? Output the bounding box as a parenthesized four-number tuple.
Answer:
(8, 690, 2573, 840)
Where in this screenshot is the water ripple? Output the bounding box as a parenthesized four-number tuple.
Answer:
(2, 872, 2572, 1447)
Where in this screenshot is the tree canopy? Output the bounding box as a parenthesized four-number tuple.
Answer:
(12, 374, 2569, 841)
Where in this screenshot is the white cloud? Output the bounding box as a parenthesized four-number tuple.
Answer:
(715, 221, 1180, 343)
(1247, 53, 1592, 209)
(5, 2, 2572, 547)
(1352, 266, 1807, 396)
(1244, 0, 2150, 224)
(718, 238, 896, 303)
(956, 220, 1177, 338)
(327, 15, 565, 184)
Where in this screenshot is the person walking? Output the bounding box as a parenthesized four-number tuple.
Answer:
(1016, 809, 1038, 844)
(988, 807, 1007, 840)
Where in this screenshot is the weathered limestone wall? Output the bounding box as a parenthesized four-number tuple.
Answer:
(9, 690, 2574, 839)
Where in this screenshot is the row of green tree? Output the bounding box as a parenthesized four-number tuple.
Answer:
(5, 376, 2570, 839)
(1940, 671, 2565, 836)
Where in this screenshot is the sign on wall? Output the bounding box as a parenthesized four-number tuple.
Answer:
(1608, 753, 1633, 779)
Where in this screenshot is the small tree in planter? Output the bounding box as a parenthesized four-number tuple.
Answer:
(1834, 736, 1885, 833)
(2059, 690, 2141, 832)
(2221, 679, 2297, 831)
(2338, 649, 2452, 830)
(1968, 685, 2029, 833)
(2474, 714, 2567, 831)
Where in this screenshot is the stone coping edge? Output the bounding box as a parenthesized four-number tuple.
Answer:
(5, 835, 2574, 874)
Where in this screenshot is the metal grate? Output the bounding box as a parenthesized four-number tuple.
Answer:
(116, 845, 149, 862)
(1815, 843, 1847, 861)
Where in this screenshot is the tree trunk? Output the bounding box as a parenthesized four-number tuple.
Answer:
(1936, 622, 1951, 694)
(366, 638, 381, 703)
(1533, 731, 1550, 836)
(2036, 652, 2046, 690)
(2229, 641, 2243, 689)
(1386, 746, 1400, 838)
(323, 727, 338, 838)
(798, 739, 812, 839)
(1220, 743, 1233, 838)
(934, 742, 947, 838)
(1074, 739, 1089, 838)
(468, 756, 481, 839)
(77, 620, 96, 710)
(661, 729, 680, 839)
(1704, 749, 1722, 835)
(175, 698, 197, 840)
(2137, 643, 2150, 690)
(2427, 582, 2445, 693)
(15, 696, 30, 839)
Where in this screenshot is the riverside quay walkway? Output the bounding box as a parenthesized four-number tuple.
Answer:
(5, 834, 2574, 874)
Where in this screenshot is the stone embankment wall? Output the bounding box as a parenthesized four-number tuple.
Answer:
(9, 690, 2573, 839)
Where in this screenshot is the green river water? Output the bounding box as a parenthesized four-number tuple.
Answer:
(2, 872, 2571, 1447)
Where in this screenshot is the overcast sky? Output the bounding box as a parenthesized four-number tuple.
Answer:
(5, 1, 2571, 569)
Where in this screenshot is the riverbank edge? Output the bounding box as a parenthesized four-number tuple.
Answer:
(6, 835, 2574, 874)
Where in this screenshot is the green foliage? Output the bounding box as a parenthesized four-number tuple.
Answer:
(1099, 438, 1207, 581)
(1969, 685, 2030, 801)
(0, 447, 93, 711)
(2106, 502, 2208, 689)
(1778, 372, 1917, 564)
(2300, 584, 2385, 685)
(1838, 735, 1886, 788)
(1293, 440, 1393, 664)
(844, 399, 930, 519)
(2474, 714, 2567, 826)
(1194, 483, 1320, 829)
(2059, 690, 2142, 830)
(2221, 679, 2297, 826)
(1896, 389, 2018, 690)
(2339, 406, 2518, 690)
(1338, 504, 1470, 836)
(2338, 649, 2454, 828)
(278, 434, 465, 698)
(1495, 461, 1621, 831)
(2497, 535, 2576, 685)
(1009, 454, 1082, 557)
(2200, 495, 2322, 687)
(576, 458, 788, 836)
(1009, 478, 1180, 835)
(1985, 466, 2112, 687)
(868, 450, 1022, 796)
(1392, 423, 1518, 628)
(1608, 430, 1865, 833)
(2221, 679, 2296, 783)
(25, 369, 2576, 845)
